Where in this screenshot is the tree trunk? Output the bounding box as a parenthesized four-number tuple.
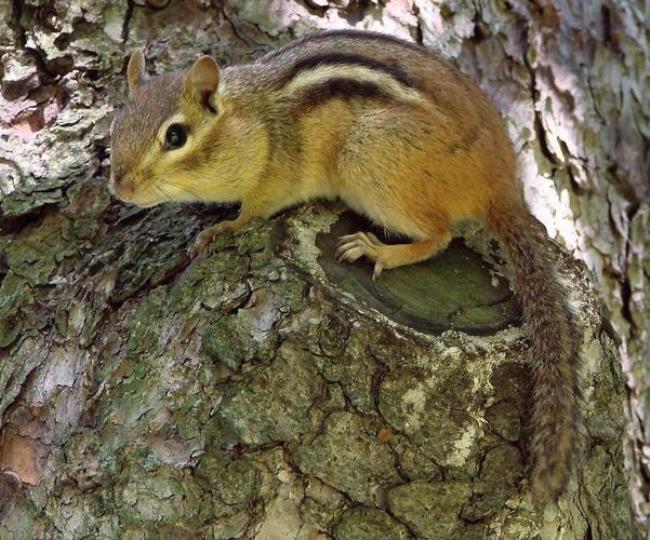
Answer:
(0, 1, 645, 538)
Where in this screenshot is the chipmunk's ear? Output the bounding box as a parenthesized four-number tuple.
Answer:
(127, 49, 148, 95)
(185, 56, 220, 112)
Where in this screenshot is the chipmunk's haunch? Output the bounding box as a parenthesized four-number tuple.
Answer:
(109, 30, 580, 504)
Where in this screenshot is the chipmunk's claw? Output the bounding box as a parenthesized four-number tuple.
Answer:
(336, 232, 386, 281)
(188, 228, 217, 259)
(188, 219, 240, 259)
(372, 262, 384, 281)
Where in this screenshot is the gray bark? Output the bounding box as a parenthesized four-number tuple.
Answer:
(0, 0, 646, 538)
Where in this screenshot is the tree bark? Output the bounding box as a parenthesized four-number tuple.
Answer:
(0, 1, 645, 538)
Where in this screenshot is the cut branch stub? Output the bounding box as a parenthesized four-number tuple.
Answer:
(316, 212, 521, 335)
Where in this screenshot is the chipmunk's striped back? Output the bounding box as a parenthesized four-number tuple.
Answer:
(248, 30, 490, 123)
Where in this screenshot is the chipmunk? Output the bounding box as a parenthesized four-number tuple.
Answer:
(109, 30, 579, 504)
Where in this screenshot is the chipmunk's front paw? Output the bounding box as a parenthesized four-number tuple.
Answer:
(188, 221, 231, 259)
(189, 229, 215, 259)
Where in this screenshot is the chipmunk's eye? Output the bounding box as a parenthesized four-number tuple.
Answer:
(164, 123, 187, 150)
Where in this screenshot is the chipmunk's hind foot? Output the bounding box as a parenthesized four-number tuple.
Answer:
(336, 230, 451, 280)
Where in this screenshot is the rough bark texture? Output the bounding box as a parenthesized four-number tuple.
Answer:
(0, 0, 646, 538)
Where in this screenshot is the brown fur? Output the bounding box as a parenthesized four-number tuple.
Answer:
(110, 30, 580, 503)
(487, 205, 579, 503)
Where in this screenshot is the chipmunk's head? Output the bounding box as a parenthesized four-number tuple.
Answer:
(110, 50, 260, 207)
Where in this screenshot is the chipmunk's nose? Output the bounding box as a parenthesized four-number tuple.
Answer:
(110, 172, 136, 201)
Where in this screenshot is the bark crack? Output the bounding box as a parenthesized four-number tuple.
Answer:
(9, 0, 57, 80)
(121, 0, 135, 45)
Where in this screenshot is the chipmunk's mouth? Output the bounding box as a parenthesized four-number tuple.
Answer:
(111, 183, 135, 203)
(132, 200, 159, 208)
(117, 192, 161, 208)
(110, 177, 159, 208)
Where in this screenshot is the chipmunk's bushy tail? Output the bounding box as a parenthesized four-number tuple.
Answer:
(486, 203, 580, 503)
